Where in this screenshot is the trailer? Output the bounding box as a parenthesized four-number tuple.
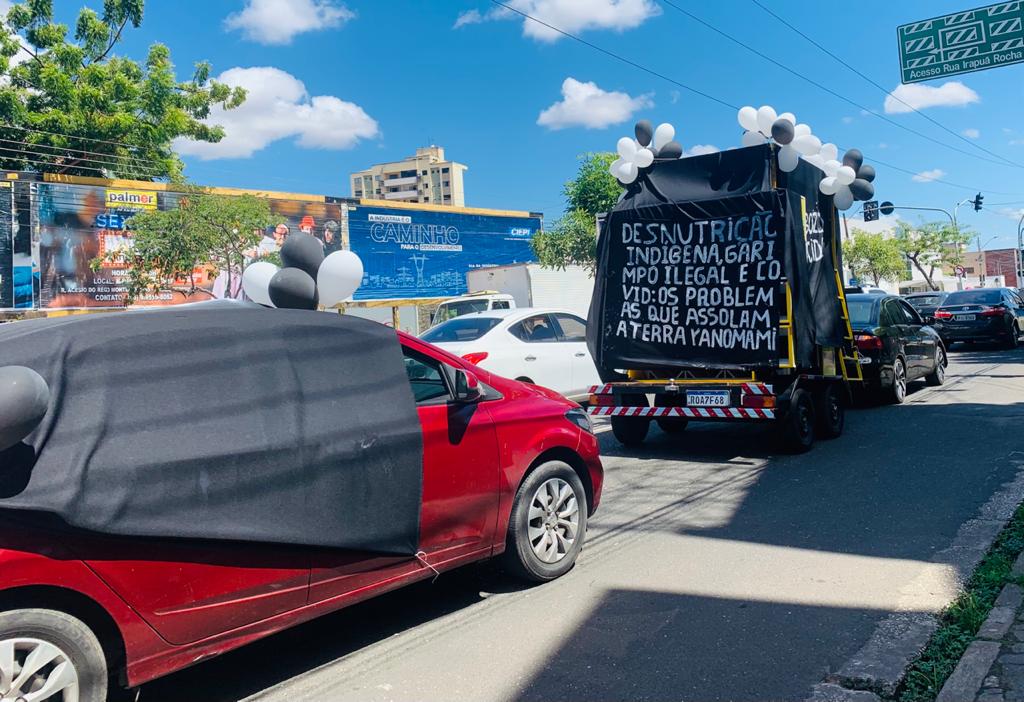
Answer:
(585, 142, 862, 452)
(467, 263, 594, 318)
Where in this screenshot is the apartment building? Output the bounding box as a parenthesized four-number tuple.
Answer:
(350, 146, 467, 207)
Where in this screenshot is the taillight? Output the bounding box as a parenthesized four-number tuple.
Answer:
(855, 333, 883, 351)
(461, 351, 489, 365)
(980, 306, 1005, 317)
(934, 310, 953, 320)
(589, 393, 614, 407)
(742, 394, 776, 409)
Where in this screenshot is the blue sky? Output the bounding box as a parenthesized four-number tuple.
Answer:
(47, 0, 1024, 247)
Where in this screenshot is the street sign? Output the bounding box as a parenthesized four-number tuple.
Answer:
(863, 200, 880, 222)
(880, 201, 896, 216)
(898, 2, 1024, 84)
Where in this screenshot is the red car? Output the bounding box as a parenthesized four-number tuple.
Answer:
(0, 331, 602, 702)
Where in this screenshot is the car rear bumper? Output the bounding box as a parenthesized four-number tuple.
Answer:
(935, 318, 1009, 342)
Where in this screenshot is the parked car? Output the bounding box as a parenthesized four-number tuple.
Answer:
(430, 291, 516, 325)
(845, 285, 887, 295)
(904, 291, 949, 324)
(847, 293, 947, 403)
(420, 308, 602, 403)
(0, 316, 603, 701)
(933, 288, 1024, 349)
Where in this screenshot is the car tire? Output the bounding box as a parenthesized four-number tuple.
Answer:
(1005, 326, 1019, 350)
(503, 461, 588, 583)
(887, 357, 908, 404)
(0, 609, 108, 702)
(610, 393, 649, 446)
(815, 384, 845, 439)
(779, 388, 815, 453)
(654, 395, 687, 434)
(925, 346, 947, 386)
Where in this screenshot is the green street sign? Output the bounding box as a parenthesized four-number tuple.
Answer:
(898, 2, 1024, 83)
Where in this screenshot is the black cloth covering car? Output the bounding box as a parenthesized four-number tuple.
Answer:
(847, 294, 947, 403)
(933, 288, 1024, 349)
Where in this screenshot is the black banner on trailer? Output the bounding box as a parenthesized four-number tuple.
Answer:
(0, 183, 11, 309)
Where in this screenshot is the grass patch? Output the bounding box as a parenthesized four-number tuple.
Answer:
(896, 502, 1024, 701)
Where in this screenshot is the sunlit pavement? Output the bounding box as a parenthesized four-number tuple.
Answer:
(141, 345, 1024, 702)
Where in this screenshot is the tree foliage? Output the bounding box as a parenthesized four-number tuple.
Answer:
(0, 0, 245, 180)
(95, 187, 273, 303)
(845, 229, 908, 286)
(532, 152, 619, 271)
(894, 221, 972, 291)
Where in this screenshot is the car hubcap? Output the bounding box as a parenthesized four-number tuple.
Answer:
(0, 638, 79, 702)
(936, 351, 945, 381)
(895, 361, 906, 399)
(528, 478, 579, 564)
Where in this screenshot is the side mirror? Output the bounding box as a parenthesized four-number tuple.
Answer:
(453, 369, 483, 403)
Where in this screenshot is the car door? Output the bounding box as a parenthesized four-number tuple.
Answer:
(1006, 290, 1024, 333)
(551, 312, 601, 396)
(897, 299, 933, 376)
(880, 299, 912, 373)
(506, 313, 573, 394)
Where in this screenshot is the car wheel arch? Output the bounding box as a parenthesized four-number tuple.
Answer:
(521, 447, 594, 514)
(0, 585, 128, 687)
(515, 376, 535, 384)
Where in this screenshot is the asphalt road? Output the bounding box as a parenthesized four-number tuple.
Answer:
(140, 343, 1024, 702)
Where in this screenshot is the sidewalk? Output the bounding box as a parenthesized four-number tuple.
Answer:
(936, 553, 1024, 702)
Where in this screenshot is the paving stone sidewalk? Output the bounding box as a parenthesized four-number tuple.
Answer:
(936, 554, 1024, 702)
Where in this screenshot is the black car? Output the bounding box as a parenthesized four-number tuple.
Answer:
(904, 291, 949, 324)
(933, 288, 1024, 349)
(847, 294, 947, 404)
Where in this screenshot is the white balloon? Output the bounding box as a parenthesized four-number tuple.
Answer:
(609, 157, 625, 178)
(634, 147, 654, 168)
(805, 153, 826, 170)
(833, 185, 854, 210)
(819, 176, 839, 196)
(794, 123, 812, 138)
(777, 145, 800, 172)
(778, 112, 796, 125)
(792, 134, 822, 156)
(317, 250, 365, 307)
(619, 161, 639, 183)
(617, 137, 637, 160)
(241, 261, 279, 307)
(756, 105, 777, 136)
(820, 142, 839, 162)
(823, 159, 841, 177)
(653, 123, 676, 151)
(738, 106, 759, 132)
(835, 165, 856, 185)
(742, 130, 764, 147)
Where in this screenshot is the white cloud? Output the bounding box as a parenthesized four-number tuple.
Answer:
(685, 144, 719, 156)
(911, 168, 945, 183)
(455, 0, 660, 42)
(537, 77, 652, 130)
(841, 116, 854, 124)
(884, 81, 979, 113)
(174, 66, 378, 160)
(225, 0, 354, 45)
(997, 207, 1024, 221)
(963, 128, 980, 139)
(878, 142, 889, 149)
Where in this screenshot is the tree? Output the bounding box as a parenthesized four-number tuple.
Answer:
(532, 152, 619, 270)
(95, 187, 274, 303)
(895, 221, 972, 291)
(0, 0, 245, 180)
(845, 229, 908, 286)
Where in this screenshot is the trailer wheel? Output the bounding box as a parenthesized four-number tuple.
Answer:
(779, 388, 815, 453)
(654, 395, 687, 434)
(815, 383, 845, 439)
(611, 393, 649, 447)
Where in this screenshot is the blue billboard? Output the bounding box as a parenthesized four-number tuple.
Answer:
(347, 205, 540, 300)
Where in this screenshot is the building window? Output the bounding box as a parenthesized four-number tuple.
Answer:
(421, 170, 427, 175)
(442, 167, 450, 174)
(442, 180, 450, 187)
(355, 191, 363, 197)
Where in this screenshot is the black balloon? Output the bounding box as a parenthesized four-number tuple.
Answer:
(849, 179, 875, 201)
(280, 233, 325, 279)
(770, 118, 795, 145)
(0, 366, 50, 452)
(658, 141, 683, 159)
(857, 164, 876, 183)
(268, 267, 319, 310)
(634, 120, 654, 147)
(842, 148, 864, 171)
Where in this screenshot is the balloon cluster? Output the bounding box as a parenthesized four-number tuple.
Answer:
(608, 120, 684, 185)
(737, 105, 876, 210)
(242, 233, 365, 310)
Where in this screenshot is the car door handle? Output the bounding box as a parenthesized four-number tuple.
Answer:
(574, 352, 587, 357)
(525, 355, 536, 361)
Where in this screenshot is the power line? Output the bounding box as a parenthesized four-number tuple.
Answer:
(657, 0, 1024, 171)
(0, 142, 165, 178)
(747, 0, 1024, 170)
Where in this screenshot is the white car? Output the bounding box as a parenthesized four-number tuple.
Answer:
(420, 308, 602, 402)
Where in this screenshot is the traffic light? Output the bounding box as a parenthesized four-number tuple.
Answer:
(973, 192, 984, 212)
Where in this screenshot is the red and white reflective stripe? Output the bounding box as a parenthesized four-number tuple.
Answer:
(741, 382, 773, 396)
(587, 406, 775, 419)
(588, 384, 615, 395)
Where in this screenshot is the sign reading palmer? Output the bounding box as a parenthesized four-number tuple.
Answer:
(898, 2, 1024, 84)
(602, 191, 786, 368)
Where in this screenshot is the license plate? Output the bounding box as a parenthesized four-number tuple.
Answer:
(954, 314, 976, 321)
(687, 390, 731, 407)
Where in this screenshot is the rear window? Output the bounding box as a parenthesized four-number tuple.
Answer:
(906, 295, 945, 309)
(847, 299, 879, 328)
(943, 290, 1001, 306)
(421, 317, 502, 343)
(434, 299, 490, 323)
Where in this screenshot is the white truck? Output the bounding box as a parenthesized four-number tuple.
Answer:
(467, 263, 594, 317)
